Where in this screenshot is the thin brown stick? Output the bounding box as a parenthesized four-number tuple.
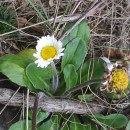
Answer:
(32, 94, 39, 130)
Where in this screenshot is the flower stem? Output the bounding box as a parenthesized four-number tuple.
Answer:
(51, 62, 59, 94)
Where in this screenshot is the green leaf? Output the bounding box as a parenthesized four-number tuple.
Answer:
(0, 49, 35, 90)
(78, 58, 105, 88)
(62, 38, 86, 70)
(0, 49, 35, 68)
(37, 120, 52, 130)
(127, 81, 130, 89)
(60, 124, 69, 130)
(126, 120, 130, 130)
(103, 92, 117, 99)
(83, 116, 97, 130)
(63, 64, 78, 90)
(92, 114, 128, 129)
(78, 94, 94, 102)
(37, 115, 59, 130)
(0, 61, 31, 87)
(26, 62, 52, 91)
(28, 111, 49, 124)
(9, 120, 32, 130)
(62, 20, 90, 47)
(70, 115, 91, 130)
(36, 112, 49, 124)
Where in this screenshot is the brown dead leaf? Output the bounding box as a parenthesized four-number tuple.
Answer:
(17, 17, 27, 28)
(17, 17, 43, 33)
(22, 0, 29, 8)
(27, 22, 43, 33)
(12, 43, 20, 51)
(123, 50, 130, 60)
(103, 48, 130, 60)
(103, 48, 124, 59)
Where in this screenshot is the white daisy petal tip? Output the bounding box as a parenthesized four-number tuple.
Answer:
(100, 57, 111, 64)
(100, 57, 113, 71)
(107, 63, 114, 71)
(33, 35, 64, 68)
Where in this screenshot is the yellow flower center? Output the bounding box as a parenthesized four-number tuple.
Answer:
(111, 68, 129, 90)
(40, 46, 57, 60)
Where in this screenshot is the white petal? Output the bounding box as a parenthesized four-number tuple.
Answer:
(60, 48, 64, 52)
(52, 35, 58, 44)
(34, 35, 64, 68)
(101, 57, 113, 71)
(107, 63, 114, 71)
(33, 53, 41, 59)
(36, 43, 44, 51)
(58, 41, 63, 46)
(101, 57, 111, 64)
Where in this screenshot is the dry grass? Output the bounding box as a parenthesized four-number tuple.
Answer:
(0, 0, 130, 57)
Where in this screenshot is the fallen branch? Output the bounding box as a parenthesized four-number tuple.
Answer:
(0, 88, 106, 115)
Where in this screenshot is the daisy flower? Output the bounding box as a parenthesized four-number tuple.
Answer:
(100, 57, 129, 94)
(33, 35, 64, 68)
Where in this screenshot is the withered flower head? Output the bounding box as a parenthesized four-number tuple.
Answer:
(100, 57, 129, 94)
